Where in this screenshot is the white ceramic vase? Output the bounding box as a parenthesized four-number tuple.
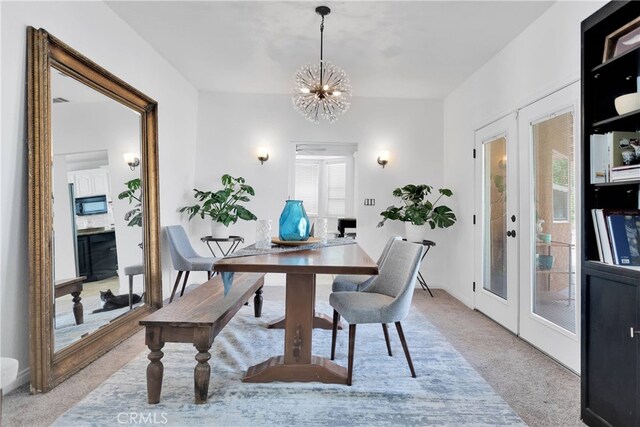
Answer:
(404, 222, 428, 243)
(210, 221, 229, 239)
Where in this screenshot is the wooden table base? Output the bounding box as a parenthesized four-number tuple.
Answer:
(267, 312, 342, 330)
(245, 272, 348, 384)
(243, 355, 347, 384)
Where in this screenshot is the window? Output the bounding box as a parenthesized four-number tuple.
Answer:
(294, 158, 351, 218)
(294, 162, 320, 216)
(552, 151, 570, 222)
(326, 162, 346, 217)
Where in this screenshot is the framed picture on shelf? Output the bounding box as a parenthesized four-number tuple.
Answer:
(602, 16, 640, 62)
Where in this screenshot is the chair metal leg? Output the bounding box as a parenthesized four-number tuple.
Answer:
(129, 274, 134, 309)
(347, 324, 356, 386)
(417, 272, 435, 297)
(180, 271, 191, 297)
(207, 271, 212, 280)
(395, 322, 416, 378)
(382, 324, 393, 356)
(331, 310, 340, 361)
(169, 271, 184, 303)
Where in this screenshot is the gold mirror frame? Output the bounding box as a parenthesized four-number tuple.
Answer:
(27, 27, 162, 392)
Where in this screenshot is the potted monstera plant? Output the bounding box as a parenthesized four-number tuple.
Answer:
(118, 178, 142, 227)
(378, 184, 456, 242)
(179, 174, 257, 238)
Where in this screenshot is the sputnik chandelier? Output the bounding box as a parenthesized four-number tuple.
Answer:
(292, 6, 351, 123)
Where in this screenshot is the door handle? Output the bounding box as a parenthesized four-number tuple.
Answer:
(631, 327, 640, 338)
(506, 230, 517, 238)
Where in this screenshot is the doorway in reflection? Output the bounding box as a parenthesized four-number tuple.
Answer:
(51, 68, 144, 352)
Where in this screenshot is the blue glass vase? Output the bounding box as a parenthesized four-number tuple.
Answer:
(279, 200, 310, 241)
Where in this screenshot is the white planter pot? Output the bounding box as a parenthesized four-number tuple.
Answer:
(210, 221, 229, 239)
(404, 222, 428, 243)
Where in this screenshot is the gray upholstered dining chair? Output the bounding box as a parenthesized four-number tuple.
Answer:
(123, 263, 144, 309)
(165, 225, 219, 303)
(329, 239, 423, 385)
(332, 236, 401, 292)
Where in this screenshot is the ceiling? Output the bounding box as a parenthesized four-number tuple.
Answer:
(107, 1, 554, 99)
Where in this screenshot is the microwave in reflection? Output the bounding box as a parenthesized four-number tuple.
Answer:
(75, 195, 108, 216)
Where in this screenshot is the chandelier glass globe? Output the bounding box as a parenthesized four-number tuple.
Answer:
(292, 6, 351, 123)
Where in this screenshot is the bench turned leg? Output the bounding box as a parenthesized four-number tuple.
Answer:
(194, 344, 212, 404)
(71, 291, 83, 325)
(146, 341, 165, 404)
(254, 286, 263, 318)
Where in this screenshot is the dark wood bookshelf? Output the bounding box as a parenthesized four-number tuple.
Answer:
(591, 179, 640, 187)
(592, 109, 640, 133)
(591, 44, 640, 76)
(581, 2, 640, 426)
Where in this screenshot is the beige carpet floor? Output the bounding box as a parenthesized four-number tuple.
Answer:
(3, 279, 582, 426)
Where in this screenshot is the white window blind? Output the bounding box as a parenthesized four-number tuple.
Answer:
(295, 162, 320, 216)
(326, 162, 346, 217)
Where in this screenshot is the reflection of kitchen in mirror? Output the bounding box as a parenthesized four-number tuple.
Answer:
(51, 67, 144, 352)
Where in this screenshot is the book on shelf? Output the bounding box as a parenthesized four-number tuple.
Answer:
(593, 209, 614, 264)
(591, 209, 604, 262)
(604, 210, 640, 266)
(610, 164, 640, 182)
(592, 208, 640, 266)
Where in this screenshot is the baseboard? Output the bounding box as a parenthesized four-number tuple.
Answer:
(442, 287, 474, 309)
(3, 367, 29, 395)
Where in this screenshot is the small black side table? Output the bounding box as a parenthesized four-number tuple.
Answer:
(403, 239, 436, 297)
(337, 218, 357, 238)
(200, 235, 244, 257)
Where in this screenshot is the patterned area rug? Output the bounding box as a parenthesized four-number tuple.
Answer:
(55, 302, 145, 352)
(54, 299, 523, 426)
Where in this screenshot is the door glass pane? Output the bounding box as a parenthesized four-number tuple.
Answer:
(483, 136, 507, 299)
(532, 111, 576, 333)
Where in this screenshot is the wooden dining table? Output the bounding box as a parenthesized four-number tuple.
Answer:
(213, 243, 378, 384)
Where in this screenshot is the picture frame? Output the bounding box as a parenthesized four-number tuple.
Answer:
(602, 16, 640, 62)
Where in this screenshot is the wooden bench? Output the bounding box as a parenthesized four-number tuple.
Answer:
(54, 276, 86, 325)
(139, 272, 265, 404)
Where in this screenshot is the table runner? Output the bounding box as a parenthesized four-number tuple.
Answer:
(220, 238, 357, 294)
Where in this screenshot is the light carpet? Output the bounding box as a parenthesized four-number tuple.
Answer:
(54, 299, 524, 426)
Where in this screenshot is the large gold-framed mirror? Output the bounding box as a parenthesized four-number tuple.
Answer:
(27, 27, 162, 392)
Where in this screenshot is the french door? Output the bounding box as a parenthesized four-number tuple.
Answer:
(518, 83, 580, 373)
(475, 83, 580, 372)
(474, 113, 519, 334)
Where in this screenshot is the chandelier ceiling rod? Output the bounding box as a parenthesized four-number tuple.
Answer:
(316, 6, 330, 87)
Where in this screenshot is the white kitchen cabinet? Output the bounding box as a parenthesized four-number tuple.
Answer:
(69, 168, 110, 197)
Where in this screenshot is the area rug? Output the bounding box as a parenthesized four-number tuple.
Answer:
(54, 298, 524, 426)
(54, 302, 144, 352)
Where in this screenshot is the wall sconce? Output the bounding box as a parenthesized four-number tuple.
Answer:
(257, 147, 269, 165)
(123, 152, 140, 171)
(377, 151, 389, 168)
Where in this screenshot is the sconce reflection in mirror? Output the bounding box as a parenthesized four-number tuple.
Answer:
(377, 151, 389, 168)
(257, 147, 269, 165)
(123, 152, 140, 170)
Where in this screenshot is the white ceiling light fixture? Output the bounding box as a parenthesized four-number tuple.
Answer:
(292, 6, 351, 123)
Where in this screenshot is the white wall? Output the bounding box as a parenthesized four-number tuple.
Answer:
(442, 1, 605, 307)
(192, 92, 446, 283)
(52, 155, 77, 281)
(1, 1, 199, 391)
